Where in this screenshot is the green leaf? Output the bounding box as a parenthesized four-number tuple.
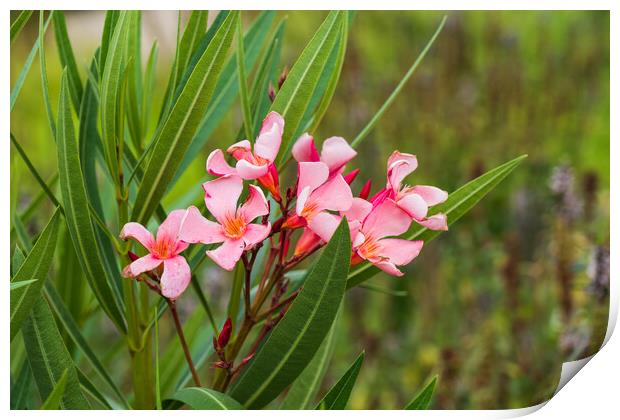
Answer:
(57, 70, 127, 333)
(346, 155, 528, 289)
(99, 11, 120, 77)
(76, 369, 114, 409)
(10, 209, 61, 341)
(230, 219, 351, 409)
(173, 11, 275, 184)
(272, 11, 345, 166)
(125, 11, 144, 150)
(10, 12, 52, 112)
(280, 310, 339, 409)
(10, 10, 33, 44)
(236, 14, 254, 141)
(10, 279, 38, 291)
(405, 375, 438, 409)
(40, 369, 69, 409)
(173, 11, 208, 93)
(10, 361, 33, 409)
(99, 10, 132, 184)
(351, 16, 446, 147)
(316, 351, 364, 410)
(169, 387, 245, 410)
(304, 11, 350, 134)
(52, 11, 83, 111)
(22, 298, 90, 409)
(44, 283, 130, 408)
(131, 11, 238, 224)
(39, 10, 56, 138)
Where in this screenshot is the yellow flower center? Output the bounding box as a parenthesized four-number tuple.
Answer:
(223, 215, 247, 239)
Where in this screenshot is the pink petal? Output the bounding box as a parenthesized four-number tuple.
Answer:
(206, 238, 245, 271)
(343, 197, 373, 223)
(294, 228, 322, 256)
(410, 185, 449, 206)
(227, 140, 252, 161)
(397, 193, 428, 220)
(123, 254, 161, 277)
(387, 151, 418, 189)
(178, 206, 226, 244)
(206, 149, 237, 176)
(297, 161, 329, 195)
(373, 261, 404, 277)
(160, 255, 191, 300)
(416, 213, 448, 231)
(156, 209, 187, 245)
(292, 133, 319, 162)
(295, 186, 312, 217)
(254, 111, 284, 162)
(310, 174, 353, 213)
(307, 212, 342, 243)
(242, 223, 271, 249)
(203, 175, 243, 223)
(235, 159, 269, 180)
(239, 185, 269, 223)
(320, 136, 357, 174)
(120, 222, 155, 251)
(377, 238, 423, 266)
(362, 199, 412, 239)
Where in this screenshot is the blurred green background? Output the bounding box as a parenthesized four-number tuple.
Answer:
(10, 11, 610, 409)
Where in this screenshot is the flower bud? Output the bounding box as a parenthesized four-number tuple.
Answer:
(343, 168, 360, 185)
(359, 180, 372, 200)
(217, 318, 232, 348)
(268, 82, 276, 102)
(128, 251, 140, 262)
(278, 66, 289, 89)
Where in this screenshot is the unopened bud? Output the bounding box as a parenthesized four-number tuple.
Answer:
(217, 318, 232, 348)
(128, 251, 139, 262)
(278, 66, 289, 89)
(359, 180, 372, 199)
(343, 169, 360, 185)
(268, 82, 276, 102)
(211, 360, 229, 369)
(240, 353, 255, 368)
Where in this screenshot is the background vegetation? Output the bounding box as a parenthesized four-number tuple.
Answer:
(10, 10, 609, 409)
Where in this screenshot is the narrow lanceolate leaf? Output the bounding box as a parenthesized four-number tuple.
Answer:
(53, 11, 83, 110)
(39, 11, 56, 138)
(132, 11, 238, 224)
(305, 12, 350, 134)
(316, 351, 365, 410)
(351, 16, 447, 148)
(57, 71, 127, 333)
(40, 369, 69, 409)
(10, 279, 38, 291)
(44, 283, 130, 408)
(10, 361, 33, 409)
(281, 311, 339, 409)
(347, 155, 528, 288)
(10, 10, 33, 44)
(22, 298, 90, 409)
(230, 220, 351, 409)
(236, 14, 254, 141)
(272, 11, 345, 166)
(10, 209, 61, 341)
(173, 11, 208, 92)
(169, 387, 244, 410)
(10, 12, 51, 112)
(173, 11, 275, 184)
(99, 11, 120, 77)
(405, 375, 438, 410)
(99, 10, 132, 184)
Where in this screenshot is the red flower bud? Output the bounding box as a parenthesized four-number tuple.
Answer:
(268, 82, 276, 102)
(240, 352, 255, 367)
(278, 66, 289, 89)
(343, 168, 360, 185)
(128, 251, 140, 262)
(211, 360, 229, 369)
(217, 318, 232, 348)
(359, 180, 372, 200)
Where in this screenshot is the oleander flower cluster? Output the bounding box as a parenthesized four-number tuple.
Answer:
(120, 112, 448, 300)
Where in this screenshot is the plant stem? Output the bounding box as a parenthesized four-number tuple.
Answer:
(167, 299, 202, 387)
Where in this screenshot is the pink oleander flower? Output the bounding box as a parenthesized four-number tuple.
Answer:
(120, 210, 191, 300)
(292, 133, 357, 176)
(372, 151, 449, 231)
(351, 197, 423, 276)
(282, 161, 353, 234)
(206, 112, 284, 200)
(179, 175, 271, 271)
